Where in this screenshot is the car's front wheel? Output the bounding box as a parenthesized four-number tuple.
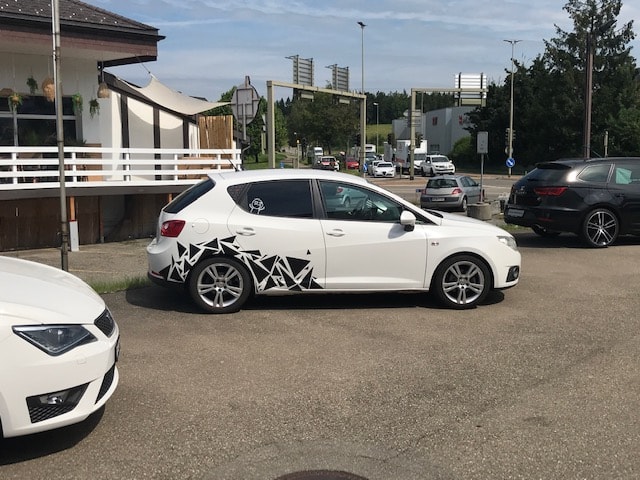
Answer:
(582, 208, 619, 247)
(432, 255, 491, 309)
(188, 257, 252, 313)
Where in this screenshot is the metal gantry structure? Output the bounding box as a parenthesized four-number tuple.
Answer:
(265, 80, 366, 170)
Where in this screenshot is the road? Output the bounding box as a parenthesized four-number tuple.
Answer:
(369, 172, 515, 205)
(2, 231, 640, 479)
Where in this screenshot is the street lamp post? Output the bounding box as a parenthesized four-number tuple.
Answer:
(583, 18, 615, 159)
(504, 39, 521, 177)
(357, 21, 366, 175)
(373, 102, 379, 151)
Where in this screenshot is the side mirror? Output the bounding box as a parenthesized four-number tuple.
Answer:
(400, 210, 416, 231)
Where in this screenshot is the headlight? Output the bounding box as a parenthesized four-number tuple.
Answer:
(498, 235, 518, 251)
(13, 325, 97, 356)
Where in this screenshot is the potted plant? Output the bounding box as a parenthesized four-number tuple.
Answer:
(72, 93, 83, 115)
(89, 98, 100, 118)
(26, 76, 38, 94)
(8, 92, 22, 112)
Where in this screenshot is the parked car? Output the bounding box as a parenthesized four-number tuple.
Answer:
(345, 157, 360, 170)
(0, 257, 120, 438)
(372, 161, 395, 178)
(147, 169, 521, 313)
(312, 156, 339, 171)
(420, 155, 456, 177)
(504, 157, 640, 247)
(420, 174, 482, 212)
(366, 160, 380, 176)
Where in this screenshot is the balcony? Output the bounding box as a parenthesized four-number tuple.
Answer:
(0, 146, 243, 200)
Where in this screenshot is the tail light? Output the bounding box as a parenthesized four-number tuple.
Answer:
(452, 188, 463, 195)
(161, 220, 186, 237)
(534, 187, 568, 196)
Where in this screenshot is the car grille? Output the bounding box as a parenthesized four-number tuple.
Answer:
(96, 363, 116, 403)
(94, 308, 116, 337)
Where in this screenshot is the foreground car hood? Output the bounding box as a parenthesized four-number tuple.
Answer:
(425, 210, 504, 232)
(0, 257, 105, 326)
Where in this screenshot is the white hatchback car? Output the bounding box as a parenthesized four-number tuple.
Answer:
(0, 257, 119, 438)
(147, 169, 520, 313)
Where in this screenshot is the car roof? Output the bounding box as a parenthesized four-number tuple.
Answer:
(537, 157, 640, 169)
(209, 168, 370, 186)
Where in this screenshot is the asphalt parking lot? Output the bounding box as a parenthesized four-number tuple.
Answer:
(2, 229, 640, 480)
(2, 174, 640, 480)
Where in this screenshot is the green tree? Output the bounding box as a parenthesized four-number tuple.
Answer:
(468, 0, 639, 170)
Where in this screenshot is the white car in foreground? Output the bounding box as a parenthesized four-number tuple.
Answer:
(147, 169, 520, 313)
(0, 257, 119, 438)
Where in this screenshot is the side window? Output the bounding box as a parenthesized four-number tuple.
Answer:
(613, 163, 640, 185)
(577, 164, 611, 183)
(238, 180, 313, 218)
(319, 180, 402, 223)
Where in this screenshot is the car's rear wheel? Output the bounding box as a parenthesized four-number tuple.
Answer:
(582, 208, 619, 247)
(188, 257, 252, 313)
(460, 196, 468, 212)
(431, 255, 491, 309)
(532, 224, 561, 237)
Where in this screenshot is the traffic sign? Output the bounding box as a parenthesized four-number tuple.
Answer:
(506, 157, 515, 168)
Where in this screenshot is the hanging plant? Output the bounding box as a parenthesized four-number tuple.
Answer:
(26, 76, 38, 94)
(97, 81, 110, 98)
(42, 76, 55, 102)
(72, 93, 83, 115)
(8, 92, 22, 112)
(89, 98, 100, 118)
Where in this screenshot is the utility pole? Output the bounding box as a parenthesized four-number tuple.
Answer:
(504, 39, 520, 178)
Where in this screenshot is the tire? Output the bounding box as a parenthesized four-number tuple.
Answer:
(531, 224, 561, 237)
(460, 196, 468, 212)
(188, 257, 252, 313)
(431, 255, 491, 309)
(420, 168, 426, 177)
(582, 208, 619, 247)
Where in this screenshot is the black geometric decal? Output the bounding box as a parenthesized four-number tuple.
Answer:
(162, 235, 323, 293)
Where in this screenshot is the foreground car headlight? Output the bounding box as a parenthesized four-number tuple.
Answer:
(498, 235, 518, 251)
(13, 325, 97, 356)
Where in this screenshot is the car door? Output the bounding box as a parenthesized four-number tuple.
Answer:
(461, 176, 482, 203)
(318, 180, 429, 290)
(226, 179, 327, 292)
(608, 161, 640, 233)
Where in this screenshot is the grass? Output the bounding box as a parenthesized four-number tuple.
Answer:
(89, 275, 152, 294)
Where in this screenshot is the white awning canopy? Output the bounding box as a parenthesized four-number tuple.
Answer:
(123, 75, 228, 115)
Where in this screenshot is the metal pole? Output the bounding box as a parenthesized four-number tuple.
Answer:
(504, 39, 520, 178)
(358, 21, 366, 175)
(583, 32, 594, 159)
(52, 0, 68, 271)
(373, 102, 379, 152)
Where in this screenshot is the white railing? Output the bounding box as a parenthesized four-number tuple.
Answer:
(0, 146, 243, 193)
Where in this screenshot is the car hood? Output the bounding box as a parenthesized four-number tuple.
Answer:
(0, 257, 105, 327)
(425, 210, 505, 233)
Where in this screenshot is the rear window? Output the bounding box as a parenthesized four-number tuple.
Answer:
(164, 178, 215, 214)
(522, 164, 572, 183)
(427, 178, 458, 188)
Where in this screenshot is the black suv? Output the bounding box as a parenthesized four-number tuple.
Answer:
(504, 157, 640, 247)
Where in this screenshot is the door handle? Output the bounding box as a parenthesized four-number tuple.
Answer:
(236, 228, 256, 236)
(327, 229, 345, 237)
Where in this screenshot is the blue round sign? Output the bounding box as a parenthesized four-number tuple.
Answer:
(506, 157, 515, 168)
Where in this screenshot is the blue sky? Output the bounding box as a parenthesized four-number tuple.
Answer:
(97, 0, 640, 102)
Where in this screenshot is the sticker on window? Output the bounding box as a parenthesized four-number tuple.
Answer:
(249, 198, 265, 214)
